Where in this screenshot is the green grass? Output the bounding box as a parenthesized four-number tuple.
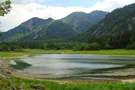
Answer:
(0, 77, 135, 90)
(72, 49, 135, 55)
(0, 52, 26, 59)
(24, 49, 135, 55)
(1, 49, 135, 59)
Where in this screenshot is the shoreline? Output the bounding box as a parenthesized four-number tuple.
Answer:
(1, 59, 135, 83)
(1, 51, 135, 83)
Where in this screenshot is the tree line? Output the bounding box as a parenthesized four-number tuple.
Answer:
(1, 30, 135, 51)
(0, 41, 101, 51)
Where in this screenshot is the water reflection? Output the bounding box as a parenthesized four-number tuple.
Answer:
(11, 54, 135, 76)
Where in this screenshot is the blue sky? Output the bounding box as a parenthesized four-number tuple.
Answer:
(10, 0, 104, 7)
(0, 0, 135, 32)
(40, 0, 104, 7)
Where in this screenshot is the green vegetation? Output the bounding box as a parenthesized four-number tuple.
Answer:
(0, 11, 107, 42)
(126, 42, 135, 49)
(34, 49, 135, 55)
(1, 49, 135, 59)
(0, 77, 135, 90)
(0, 17, 53, 41)
(1, 2, 135, 90)
(0, 42, 22, 52)
(1, 3, 135, 50)
(60, 10, 107, 33)
(0, 52, 25, 59)
(0, 0, 11, 35)
(73, 3, 135, 49)
(0, 0, 11, 16)
(34, 20, 77, 40)
(19, 20, 78, 41)
(73, 42, 100, 51)
(0, 18, 78, 42)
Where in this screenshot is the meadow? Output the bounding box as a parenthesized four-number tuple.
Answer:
(1, 49, 135, 59)
(0, 77, 135, 90)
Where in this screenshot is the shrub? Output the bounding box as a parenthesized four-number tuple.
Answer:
(84, 42, 100, 50)
(126, 42, 135, 49)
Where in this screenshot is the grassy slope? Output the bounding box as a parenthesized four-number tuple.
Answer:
(1, 49, 135, 59)
(0, 77, 135, 90)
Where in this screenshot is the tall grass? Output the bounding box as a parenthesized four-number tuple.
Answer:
(0, 77, 135, 90)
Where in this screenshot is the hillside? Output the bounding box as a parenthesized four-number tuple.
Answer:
(20, 20, 77, 41)
(0, 17, 53, 41)
(60, 10, 107, 33)
(0, 17, 77, 41)
(76, 3, 135, 48)
(0, 10, 107, 42)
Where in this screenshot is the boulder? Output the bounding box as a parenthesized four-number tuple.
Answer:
(30, 84, 45, 90)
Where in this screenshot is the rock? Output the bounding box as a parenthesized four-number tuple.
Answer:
(30, 84, 45, 90)
(18, 86, 23, 90)
(12, 86, 16, 90)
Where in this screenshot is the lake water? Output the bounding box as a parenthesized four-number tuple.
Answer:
(10, 54, 135, 79)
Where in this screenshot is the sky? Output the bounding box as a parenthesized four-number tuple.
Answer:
(0, 0, 135, 32)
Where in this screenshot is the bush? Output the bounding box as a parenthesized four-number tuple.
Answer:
(73, 42, 100, 51)
(84, 42, 100, 50)
(126, 42, 135, 49)
(73, 43, 86, 51)
(0, 43, 22, 52)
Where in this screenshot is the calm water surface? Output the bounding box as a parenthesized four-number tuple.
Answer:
(10, 54, 135, 78)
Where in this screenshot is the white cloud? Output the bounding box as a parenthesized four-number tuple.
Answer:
(91, 0, 135, 11)
(0, 0, 135, 32)
(7, 0, 46, 4)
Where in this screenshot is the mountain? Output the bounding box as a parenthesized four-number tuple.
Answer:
(76, 3, 135, 42)
(0, 17, 53, 41)
(0, 10, 107, 42)
(0, 17, 77, 41)
(20, 20, 77, 41)
(79, 4, 135, 40)
(60, 10, 108, 33)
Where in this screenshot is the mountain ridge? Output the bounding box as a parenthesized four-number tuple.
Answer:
(60, 10, 108, 33)
(20, 20, 77, 41)
(0, 10, 108, 41)
(78, 3, 135, 40)
(74, 3, 135, 49)
(0, 17, 54, 41)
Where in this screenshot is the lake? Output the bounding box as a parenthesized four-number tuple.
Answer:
(10, 54, 135, 79)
